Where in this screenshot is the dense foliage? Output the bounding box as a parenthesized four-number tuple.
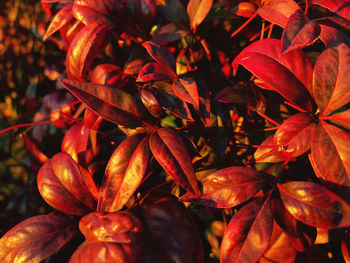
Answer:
(1, 0, 350, 262)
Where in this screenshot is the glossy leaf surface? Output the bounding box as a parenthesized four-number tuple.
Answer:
(0, 214, 76, 263)
(66, 23, 113, 80)
(282, 10, 321, 54)
(98, 134, 151, 212)
(313, 43, 350, 115)
(149, 128, 200, 197)
(37, 152, 96, 215)
(137, 62, 176, 82)
(172, 77, 200, 109)
(187, 0, 213, 30)
(233, 39, 313, 110)
(44, 4, 73, 41)
(180, 166, 267, 208)
(61, 79, 144, 127)
(254, 135, 286, 163)
(220, 197, 273, 263)
(278, 181, 350, 228)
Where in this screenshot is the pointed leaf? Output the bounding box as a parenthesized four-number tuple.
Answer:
(66, 23, 113, 80)
(0, 214, 76, 263)
(310, 121, 350, 186)
(278, 181, 350, 228)
(220, 197, 273, 263)
(180, 166, 268, 208)
(142, 41, 176, 72)
(313, 43, 350, 115)
(61, 79, 144, 127)
(140, 89, 164, 118)
(282, 10, 321, 54)
(98, 134, 151, 212)
(172, 77, 200, 108)
(44, 4, 73, 41)
(137, 62, 177, 82)
(258, 0, 301, 27)
(233, 39, 313, 110)
(187, 0, 213, 30)
(151, 23, 189, 44)
(37, 152, 96, 215)
(141, 194, 204, 263)
(79, 212, 143, 243)
(149, 128, 200, 196)
(273, 113, 316, 158)
(313, 0, 350, 21)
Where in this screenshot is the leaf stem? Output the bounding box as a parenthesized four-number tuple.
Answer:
(0, 120, 53, 136)
(231, 10, 259, 38)
(256, 111, 280, 127)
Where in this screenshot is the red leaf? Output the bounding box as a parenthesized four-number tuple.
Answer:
(187, 0, 213, 31)
(233, 39, 313, 111)
(310, 121, 350, 186)
(232, 2, 257, 18)
(313, 0, 350, 21)
(180, 166, 268, 208)
(79, 212, 143, 243)
(140, 89, 164, 118)
(98, 134, 151, 212)
(172, 77, 200, 109)
(215, 86, 246, 104)
(141, 194, 204, 263)
(342, 235, 350, 263)
(220, 197, 273, 263)
(91, 64, 123, 87)
(278, 181, 350, 228)
(0, 214, 76, 263)
(61, 79, 144, 127)
(313, 43, 350, 115)
(149, 128, 200, 197)
(37, 152, 96, 215)
(137, 62, 177, 82)
(44, 4, 73, 41)
(156, 0, 187, 24)
(282, 10, 321, 54)
(273, 113, 316, 158)
(61, 122, 90, 162)
(254, 135, 286, 163)
(258, 0, 301, 27)
(151, 23, 188, 44)
(69, 241, 142, 263)
(66, 23, 113, 80)
(142, 41, 177, 72)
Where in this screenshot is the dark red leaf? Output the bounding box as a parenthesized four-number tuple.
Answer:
(233, 39, 313, 111)
(220, 197, 273, 263)
(44, 4, 73, 41)
(66, 23, 113, 80)
(61, 79, 144, 127)
(149, 128, 200, 197)
(91, 64, 123, 87)
(310, 121, 350, 186)
(151, 23, 188, 44)
(172, 77, 200, 109)
(0, 214, 76, 263)
(273, 113, 316, 158)
(156, 0, 187, 24)
(215, 86, 246, 104)
(69, 241, 142, 263)
(187, 0, 213, 30)
(142, 41, 176, 72)
(282, 10, 321, 54)
(180, 166, 267, 208)
(37, 152, 96, 215)
(137, 62, 177, 82)
(258, 0, 301, 27)
(141, 194, 204, 263)
(79, 211, 143, 243)
(313, 43, 350, 115)
(140, 89, 165, 118)
(278, 181, 350, 228)
(98, 134, 151, 212)
(313, 0, 350, 21)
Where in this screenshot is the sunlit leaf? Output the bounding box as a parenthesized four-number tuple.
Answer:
(44, 4, 73, 41)
(187, 0, 213, 30)
(172, 77, 200, 109)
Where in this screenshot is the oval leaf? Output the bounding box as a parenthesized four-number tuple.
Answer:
(44, 4, 73, 41)
(282, 10, 321, 54)
(187, 0, 213, 30)
(149, 128, 200, 197)
(180, 166, 268, 208)
(233, 39, 313, 111)
(278, 181, 350, 228)
(172, 77, 200, 109)
(37, 152, 96, 215)
(142, 41, 177, 72)
(220, 197, 273, 263)
(98, 134, 151, 212)
(61, 79, 144, 127)
(0, 214, 76, 263)
(137, 62, 177, 82)
(66, 22, 113, 80)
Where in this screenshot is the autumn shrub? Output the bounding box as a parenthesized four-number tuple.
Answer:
(1, 0, 350, 262)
